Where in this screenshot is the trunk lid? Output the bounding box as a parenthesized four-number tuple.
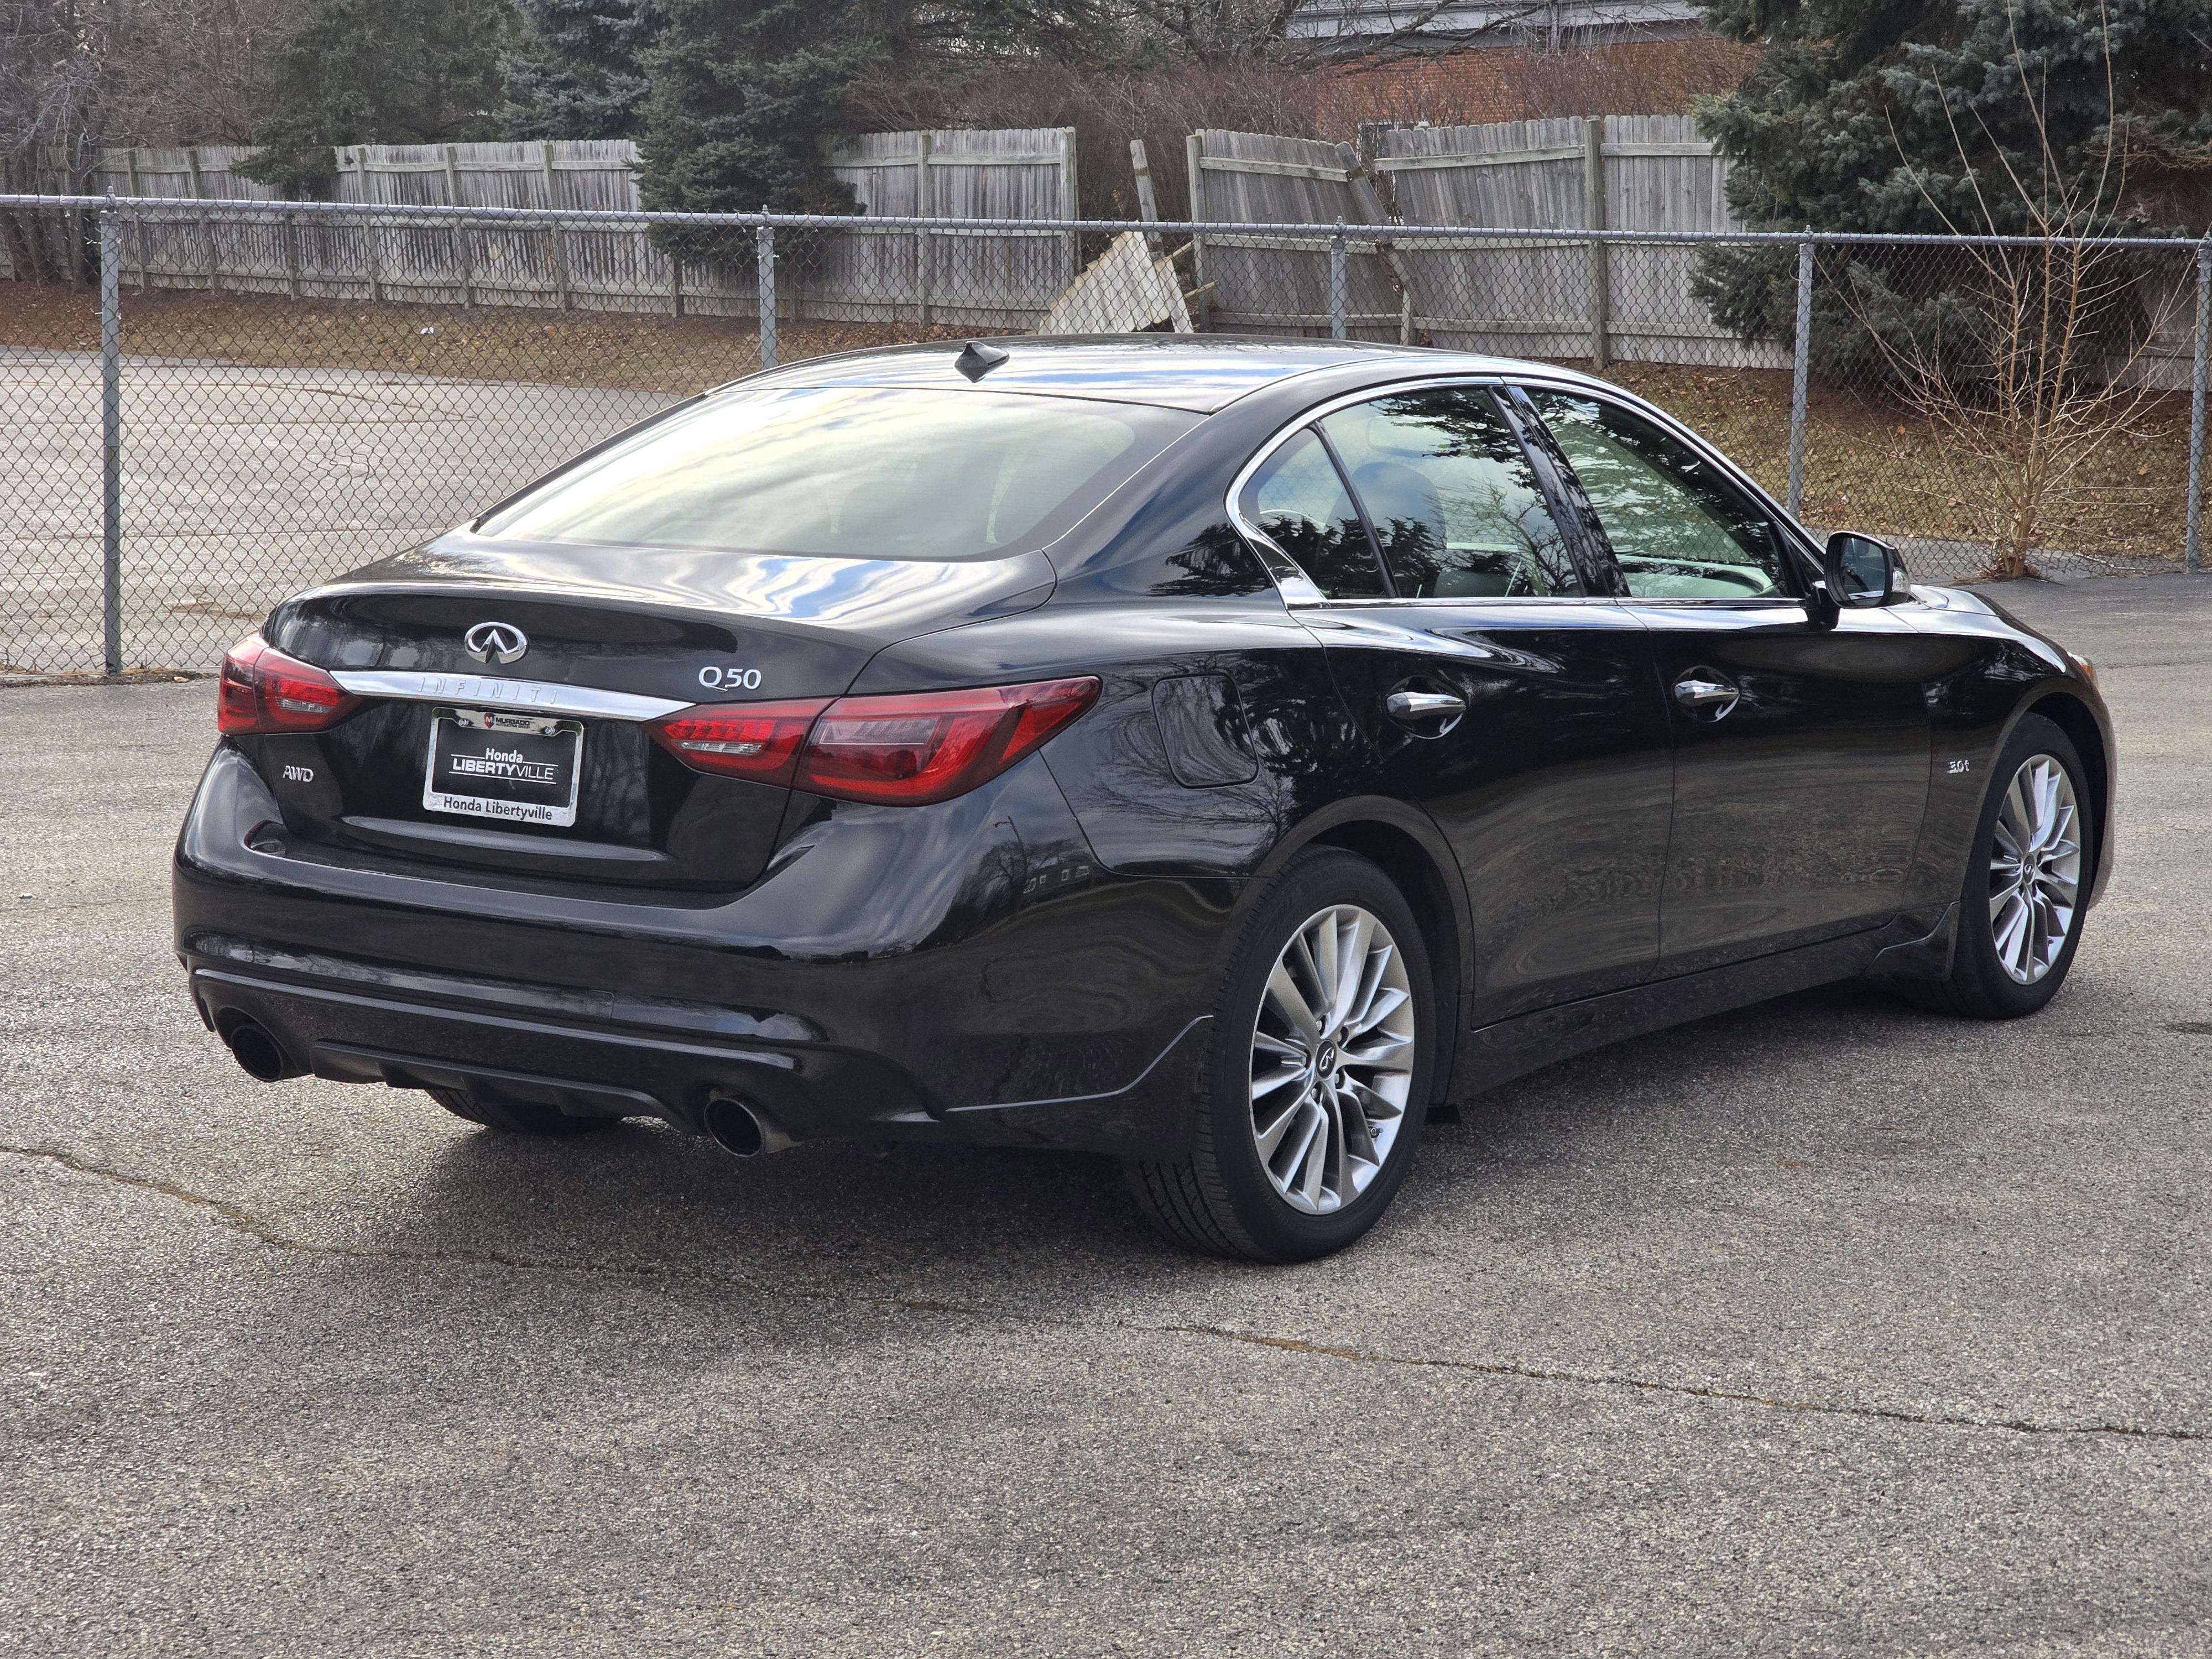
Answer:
(248, 533, 1055, 893)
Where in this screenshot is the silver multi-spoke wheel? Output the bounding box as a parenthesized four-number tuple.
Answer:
(1249, 904, 1417, 1215)
(1988, 754, 2081, 985)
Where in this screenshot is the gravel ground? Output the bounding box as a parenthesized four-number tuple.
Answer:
(1, 572, 2207, 1656)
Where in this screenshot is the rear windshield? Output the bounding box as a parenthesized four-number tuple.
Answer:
(480, 386, 1197, 561)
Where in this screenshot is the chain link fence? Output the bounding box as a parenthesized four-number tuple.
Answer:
(3, 194, 2206, 676)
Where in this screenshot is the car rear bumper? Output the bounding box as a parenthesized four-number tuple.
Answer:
(174, 742, 1230, 1157)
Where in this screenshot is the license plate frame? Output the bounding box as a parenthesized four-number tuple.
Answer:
(422, 707, 585, 829)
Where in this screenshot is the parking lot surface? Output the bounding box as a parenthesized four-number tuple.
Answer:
(2, 575, 2208, 1656)
(1, 350, 670, 674)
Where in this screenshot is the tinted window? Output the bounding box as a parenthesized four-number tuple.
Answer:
(482, 387, 1194, 561)
(1237, 427, 1386, 599)
(1319, 387, 1582, 598)
(1525, 390, 1790, 599)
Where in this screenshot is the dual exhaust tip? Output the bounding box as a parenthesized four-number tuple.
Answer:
(221, 1018, 787, 1159)
(222, 1019, 298, 1083)
(701, 1093, 792, 1159)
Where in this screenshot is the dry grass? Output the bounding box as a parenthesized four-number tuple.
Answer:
(1590, 362, 2189, 564)
(0, 283, 997, 397)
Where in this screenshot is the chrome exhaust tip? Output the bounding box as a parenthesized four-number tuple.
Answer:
(702, 1094, 792, 1158)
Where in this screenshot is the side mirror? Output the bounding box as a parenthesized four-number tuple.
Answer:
(1824, 531, 1901, 608)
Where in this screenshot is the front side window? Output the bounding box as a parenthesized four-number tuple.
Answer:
(1523, 390, 1792, 599)
(1317, 387, 1583, 599)
(1237, 426, 1386, 599)
(481, 387, 1194, 561)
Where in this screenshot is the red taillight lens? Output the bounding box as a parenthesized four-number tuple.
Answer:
(797, 677, 1099, 805)
(647, 677, 1100, 805)
(645, 699, 832, 785)
(216, 633, 361, 735)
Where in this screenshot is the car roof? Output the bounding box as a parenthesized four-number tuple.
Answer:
(739, 335, 1609, 413)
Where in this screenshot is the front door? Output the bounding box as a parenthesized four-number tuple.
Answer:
(1243, 383, 1674, 1025)
(1515, 383, 1940, 973)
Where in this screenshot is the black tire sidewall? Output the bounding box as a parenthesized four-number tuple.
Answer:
(1201, 849, 1437, 1261)
(1953, 713, 2092, 1017)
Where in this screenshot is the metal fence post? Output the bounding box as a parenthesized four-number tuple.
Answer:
(1330, 221, 1347, 341)
(757, 214, 776, 369)
(100, 200, 122, 676)
(1585, 117, 1609, 372)
(2188, 236, 2210, 573)
(915, 130, 932, 326)
(1787, 236, 1814, 520)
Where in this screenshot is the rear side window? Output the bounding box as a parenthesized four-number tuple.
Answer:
(1319, 387, 1582, 599)
(1237, 427, 1387, 599)
(1524, 390, 1791, 598)
(481, 387, 1196, 561)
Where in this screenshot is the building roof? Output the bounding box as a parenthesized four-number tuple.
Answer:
(1288, 0, 1702, 43)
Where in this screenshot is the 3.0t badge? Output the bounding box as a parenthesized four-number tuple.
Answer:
(464, 620, 529, 665)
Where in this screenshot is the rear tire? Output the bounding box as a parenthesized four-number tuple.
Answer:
(1125, 848, 1437, 1262)
(1897, 713, 2092, 1020)
(427, 1086, 612, 1136)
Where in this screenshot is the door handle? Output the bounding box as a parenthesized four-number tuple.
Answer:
(1672, 672, 1740, 715)
(1385, 689, 1467, 723)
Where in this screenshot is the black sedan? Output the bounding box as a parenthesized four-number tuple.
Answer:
(175, 336, 2112, 1261)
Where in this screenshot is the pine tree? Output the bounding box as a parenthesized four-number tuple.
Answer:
(1691, 0, 2212, 367)
(239, 0, 522, 195)
(635, 0, 893, 269)
(501, 0, 663, 140)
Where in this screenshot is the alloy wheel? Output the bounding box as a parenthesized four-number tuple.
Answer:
(1248, 904, 1417, 1215)
(1988, 754, 2081, 985)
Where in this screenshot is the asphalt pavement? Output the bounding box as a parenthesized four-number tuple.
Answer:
(0, 349, 671, 675)
(2, 572, 2208, 1656)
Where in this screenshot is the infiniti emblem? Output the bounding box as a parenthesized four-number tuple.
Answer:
(464, 620, 529, 665)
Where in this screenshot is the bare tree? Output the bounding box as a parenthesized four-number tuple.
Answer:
(1849, 3, 2185, 579)
(1, 0, 109, 282)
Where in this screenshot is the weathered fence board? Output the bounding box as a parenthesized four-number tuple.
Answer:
(52, 134, 1079, 325)
(1365, 114, 1785, 367)
(820, 128, 1077, 325)
(1187, 129, 1404, 340)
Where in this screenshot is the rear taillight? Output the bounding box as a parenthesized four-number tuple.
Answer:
(648, 677, 1099, 806)
(216, 633, 361, 735)
(646, 700, 832, 786)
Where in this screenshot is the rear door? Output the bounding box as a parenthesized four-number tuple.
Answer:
(1513, 382, 1939, 972)
(1241, 381, 1674, 1025)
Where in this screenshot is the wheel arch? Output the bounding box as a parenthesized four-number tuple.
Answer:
(2020, 688, 2114, 904)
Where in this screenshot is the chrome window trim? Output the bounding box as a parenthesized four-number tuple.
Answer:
(329, 670, 690, 722)
(1224, 373, 1621, 610)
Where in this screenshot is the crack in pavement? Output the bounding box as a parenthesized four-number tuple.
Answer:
(9, 1140, 2209, 1446)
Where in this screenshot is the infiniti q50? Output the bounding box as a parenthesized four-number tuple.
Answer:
(174, 337, 2111, 1260)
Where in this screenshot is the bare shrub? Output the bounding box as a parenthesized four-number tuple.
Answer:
(1319, 35, 1762, 132)
(1854, 242, 2186, 579)
(1845, 9, 2185, 579)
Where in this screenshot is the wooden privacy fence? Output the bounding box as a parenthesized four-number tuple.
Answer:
(53, 133, 1079, 324)
(1190, 115, 1788, 369)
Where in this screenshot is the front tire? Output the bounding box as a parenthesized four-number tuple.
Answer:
(1904, 712, 2093, 1020)
(1126, 848, 1437, 1262)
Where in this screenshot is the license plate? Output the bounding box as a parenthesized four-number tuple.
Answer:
(422, 708, 583, 828)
